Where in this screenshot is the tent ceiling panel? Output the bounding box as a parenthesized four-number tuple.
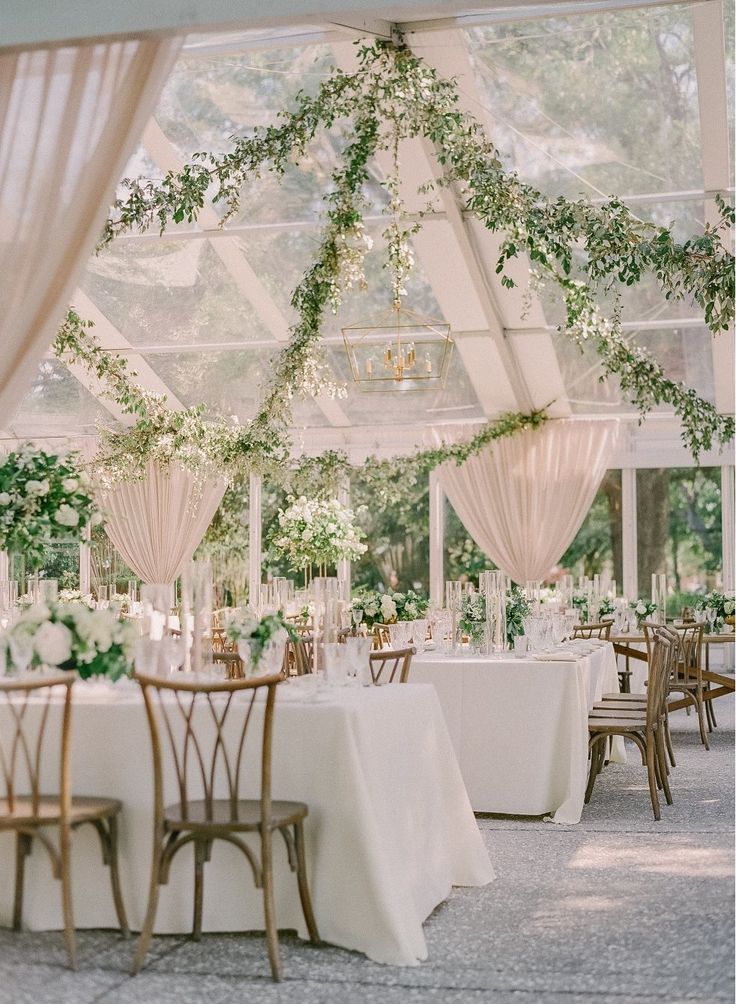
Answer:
(8, 360, 112, 439)
(551, 322, 716, 413)
(82, 239, 272, 347)
(465, 5, 704, 200)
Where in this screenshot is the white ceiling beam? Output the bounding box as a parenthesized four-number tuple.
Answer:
(405, 28, 571, 417)
(3, 0, 719, 50)
(692, 0, 734, 417)
(398, 0, 721, 33)
(67, 290, 187, 418)
(141, 118, 352, 428)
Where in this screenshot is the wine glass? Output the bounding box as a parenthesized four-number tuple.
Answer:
(706, 606, 717, 634)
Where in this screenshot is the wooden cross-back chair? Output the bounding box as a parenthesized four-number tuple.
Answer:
(0, 674, 128, 969)
(132, 672, 319, 979)
(643, 621, 710, 749)
(586, 628, 675, 820)
(368, 647, 415, 685)
(286, 634, 314, 676)
(572, 622, 612, 641)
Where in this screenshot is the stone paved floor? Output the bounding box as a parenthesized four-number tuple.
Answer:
(1, 696, 733, 1004)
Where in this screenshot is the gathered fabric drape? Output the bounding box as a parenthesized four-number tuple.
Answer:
(0, 35, 181, 426)
(100, 463, 226, 585)
(438, 420, 619, 584)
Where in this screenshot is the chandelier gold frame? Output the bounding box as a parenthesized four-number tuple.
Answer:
(342, 304, 454, 391)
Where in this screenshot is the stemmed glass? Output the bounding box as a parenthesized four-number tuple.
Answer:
(344, 635, 372, 684)
(706, 606, 717, 635)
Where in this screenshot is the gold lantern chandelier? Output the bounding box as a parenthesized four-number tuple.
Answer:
(342, 304, 454, 390)
(341, 127, 454, 391)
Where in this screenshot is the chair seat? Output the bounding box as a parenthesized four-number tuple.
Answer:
(602, 691, 646, 701)
(589, 717, 647, 731)
(593, 701, 646, 712)
(164, 798, 308, 833)
(590, 706, 646, 718)
(0, 795, 122, 828)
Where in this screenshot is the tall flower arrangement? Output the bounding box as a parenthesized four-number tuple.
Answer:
(270, 496, 367, 578)
(0, 446, 97, 570)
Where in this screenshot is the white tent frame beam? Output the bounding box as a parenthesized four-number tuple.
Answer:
(692, 0, 734, 418)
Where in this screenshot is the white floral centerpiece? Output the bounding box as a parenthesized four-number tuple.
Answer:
(59, 589, 96, 608)
(695, 590, 735, 630)
(631, 598, 657, 628)
(225, 608, 297, 676)
(0, 603, 137, 680)
(0, 445, 98, 570)
(270, 496, 366, 581)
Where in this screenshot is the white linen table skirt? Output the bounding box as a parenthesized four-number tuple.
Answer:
(410, 643, 625, 824)
(0, 681, 493, 966)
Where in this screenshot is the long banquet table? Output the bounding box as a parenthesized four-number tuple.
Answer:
(410, 641, 625, 824)
(0, 680, 493, 966)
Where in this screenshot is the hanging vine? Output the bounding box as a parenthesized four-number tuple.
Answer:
(54, 38, 734, 478)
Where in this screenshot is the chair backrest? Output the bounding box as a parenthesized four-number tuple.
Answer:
(645, 629, 673, 728)
(572, 622, 612, 640)
(212, 651, 245, 679)
(0, 674, 73, 817)
(368, 647, 414, 684)
(372, 625, 391, 650)
(672, 623, 703, 680)
(136, 672, 283, 825)
(285, 634, 314, 676)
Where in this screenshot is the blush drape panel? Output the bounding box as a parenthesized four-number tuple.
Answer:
(438, 420, 619, 584)
(100, 463, 226, 585)
(0, 36, 181, 426)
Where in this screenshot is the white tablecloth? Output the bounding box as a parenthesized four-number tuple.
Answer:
(0, 680, 493, 966)
(410, 642, 625, 824)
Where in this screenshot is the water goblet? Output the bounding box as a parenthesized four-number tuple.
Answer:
(412, 619, 429, 655)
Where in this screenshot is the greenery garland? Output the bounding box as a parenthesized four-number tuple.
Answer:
(79, 39, 733, 461)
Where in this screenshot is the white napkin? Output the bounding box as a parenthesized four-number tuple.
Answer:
(534, 651, 578, 662)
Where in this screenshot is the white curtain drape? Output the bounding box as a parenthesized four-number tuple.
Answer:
(100, 462, 227, 585)
(438, 420, 619, 584)
(0, 35, 181, 426)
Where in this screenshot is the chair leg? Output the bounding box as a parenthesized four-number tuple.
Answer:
(585, 738, 605, 804)
(645, 735, 661, 821)
(192, 840, 206, 942)
(664, 715, 676, 768)
(293, 823, 320, 944)
(59, 825, 77, 970)
(105, 815, 130, 938)
(131, 832, 164, 976)
(13, 832, 32, 931)
(694, 690, 709, 751)
(261, 830, 282, 981)
(655, 728, 673, 806)
(705, 690, 717, 731)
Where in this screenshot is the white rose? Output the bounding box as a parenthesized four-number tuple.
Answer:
(0, 492, 10, 505)
(380, 595, 397, 622)
(55, 504, 80, 527)
(25, 480, 43, 494)
(62, 478, 78, 492)
(33, 621, 73, 666)
(635, 601, 646, 615)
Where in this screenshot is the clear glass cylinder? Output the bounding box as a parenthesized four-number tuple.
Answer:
(445, 580, 463, 653)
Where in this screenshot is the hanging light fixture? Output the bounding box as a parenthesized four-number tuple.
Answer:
(341, 123, 454, 391)
(342, 303, 453, 390)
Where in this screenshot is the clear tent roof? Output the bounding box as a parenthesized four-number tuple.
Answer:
(7, 2, 735, 456)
